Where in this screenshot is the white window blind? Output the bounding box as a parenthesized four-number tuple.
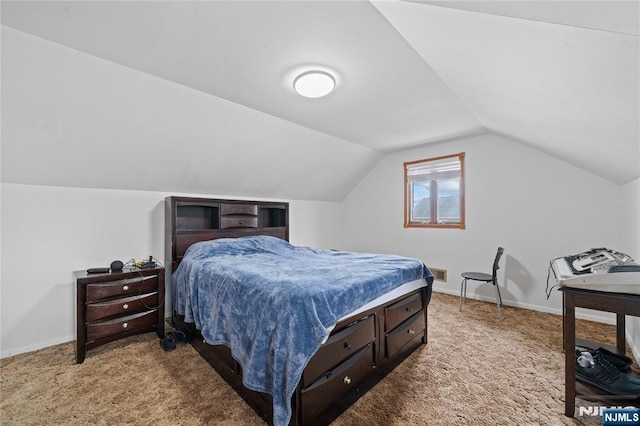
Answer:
(404, 152, 465, 229)
(406, 157, 461, 182)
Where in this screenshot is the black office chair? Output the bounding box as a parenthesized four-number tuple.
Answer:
(460, 247, 505, 321)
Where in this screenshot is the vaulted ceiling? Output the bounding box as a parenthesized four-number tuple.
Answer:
(2, 1, 638, 201)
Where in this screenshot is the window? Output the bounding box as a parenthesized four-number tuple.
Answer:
(404, 152, 465, 229)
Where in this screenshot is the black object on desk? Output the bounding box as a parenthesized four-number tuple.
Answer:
(562, 287, 640, 416)
(87, 267, 110, 274)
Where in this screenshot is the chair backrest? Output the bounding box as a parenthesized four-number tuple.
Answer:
(492, 247, 505, 281)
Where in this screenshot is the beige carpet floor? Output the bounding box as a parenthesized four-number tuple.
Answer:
(1, 292, 638, 425)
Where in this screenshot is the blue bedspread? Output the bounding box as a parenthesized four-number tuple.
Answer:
(173, 235, 433, 426)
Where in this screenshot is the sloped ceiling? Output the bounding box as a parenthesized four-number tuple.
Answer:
(1, 1, 638, 202)
(375, 0, 639, 185)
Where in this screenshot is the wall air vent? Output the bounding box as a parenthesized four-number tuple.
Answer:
(429, 268, 447, 282)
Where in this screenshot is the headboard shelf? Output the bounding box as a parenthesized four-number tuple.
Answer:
(165, 196, 290, 283)
(176, 204, 220, 230)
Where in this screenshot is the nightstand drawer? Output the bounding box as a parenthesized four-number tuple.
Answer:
(86, 275, 158, 302)
(220, 216, 258, 229)
(303, 315, 374, 386)
(87, 310, 158, 342)
(220, 203, 258, 216)
(86, 292, 158, 322)
(385, 291, 423, 332)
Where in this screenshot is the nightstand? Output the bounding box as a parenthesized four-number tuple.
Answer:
(75, 267, 165, 364)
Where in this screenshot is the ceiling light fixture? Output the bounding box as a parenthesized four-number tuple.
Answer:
(293, 70, 335, 98)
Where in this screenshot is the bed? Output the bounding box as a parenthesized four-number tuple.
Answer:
(165, 196, 434, 425)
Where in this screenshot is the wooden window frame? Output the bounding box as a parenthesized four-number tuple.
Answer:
(404, 152, 466, 229)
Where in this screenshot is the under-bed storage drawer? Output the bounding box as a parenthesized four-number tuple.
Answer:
(303, 315, 375, 386)
(384, 291, 423, 332)
(86, 309, 158, 342)
(386, 311, 425, 357)
(301, 344, 374, 423)
(204, 344, 237, 375)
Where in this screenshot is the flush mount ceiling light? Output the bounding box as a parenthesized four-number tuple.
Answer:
(293, 70, 336, 98)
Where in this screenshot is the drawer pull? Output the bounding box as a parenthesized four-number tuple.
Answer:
(123, 285, 129, 291)
(344, 342, 351, 350)
(343, 376, 351, 385)
(122, 322, 128, 329)
(406, 307, 412, 313)
(122, 304, 129, 310)
(408, 329, 415, 335)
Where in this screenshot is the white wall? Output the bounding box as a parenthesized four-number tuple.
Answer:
(342, 132, 625, 321)
(1, 139, 636, 360)
(0, 183, 343, 358)
(1, 26, 353, 358)
(620, 178, 640, 360)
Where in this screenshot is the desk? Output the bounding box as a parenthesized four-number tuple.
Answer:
(562, 287, 640, 416)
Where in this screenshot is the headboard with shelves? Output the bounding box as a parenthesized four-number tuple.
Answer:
(164, 196, 289, 280)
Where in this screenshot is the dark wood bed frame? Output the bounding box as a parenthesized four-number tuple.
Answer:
(165, 196, 430, 425)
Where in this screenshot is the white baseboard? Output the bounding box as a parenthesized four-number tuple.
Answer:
(434, 288, 639, 361)
(1, 333, 74, 359)
(3, 294, 638, 363)
(434, 288, 617, 323)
